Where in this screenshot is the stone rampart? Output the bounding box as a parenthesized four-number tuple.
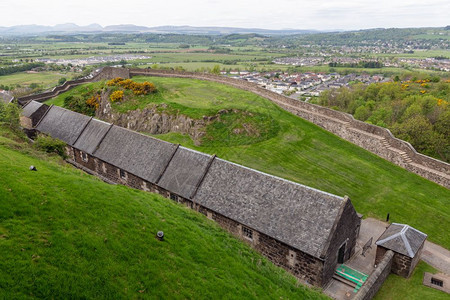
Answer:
(17, 67, 128, 106)
(129, 68, 450, 188)
(354, 250, 394, 300)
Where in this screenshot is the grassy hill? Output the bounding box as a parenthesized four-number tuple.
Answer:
(0, 128, 326, 299)
(46, 76, 450, 250)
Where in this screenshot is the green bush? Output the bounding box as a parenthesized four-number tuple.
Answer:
(0, 102, 20, 130)
(33, 134, 67, 159)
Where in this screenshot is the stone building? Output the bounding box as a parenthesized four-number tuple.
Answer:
(21, 101, 362, 287)
(375, 223, 427, 278)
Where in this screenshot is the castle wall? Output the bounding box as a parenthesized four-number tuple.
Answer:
(354, 250, 394, 300)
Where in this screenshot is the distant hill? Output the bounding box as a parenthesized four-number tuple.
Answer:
(0, 23, 319, 36)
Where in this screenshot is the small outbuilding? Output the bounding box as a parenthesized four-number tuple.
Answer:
(375, 223, 427, 278)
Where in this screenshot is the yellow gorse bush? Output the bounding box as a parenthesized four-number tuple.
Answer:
(106, 77, 157, 96)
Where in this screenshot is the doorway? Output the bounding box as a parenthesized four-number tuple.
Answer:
(338, 243, 346, 264)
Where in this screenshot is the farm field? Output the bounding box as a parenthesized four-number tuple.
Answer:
(46, 76, 450, 250)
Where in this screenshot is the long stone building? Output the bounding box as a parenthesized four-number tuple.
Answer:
(22, 101, 361, 287)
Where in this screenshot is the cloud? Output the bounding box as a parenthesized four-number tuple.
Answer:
(0, 0, 448, 30)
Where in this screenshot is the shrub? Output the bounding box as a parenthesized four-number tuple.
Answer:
(86, 95, 101, 110)
(106, 78, 157, 96)
(110, 90, 124, 102)
(0, 102, 21, 130)
(34, 134, 67, 159)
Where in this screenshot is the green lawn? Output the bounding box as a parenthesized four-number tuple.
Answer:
(374, 261, 448, 300)
(0, 127, 326, 299)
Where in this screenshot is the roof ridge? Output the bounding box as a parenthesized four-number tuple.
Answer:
(71, 116, 93, 146)
(400, 230, 415, 257)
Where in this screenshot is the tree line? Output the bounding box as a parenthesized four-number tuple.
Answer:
(314, 77, 449, 162)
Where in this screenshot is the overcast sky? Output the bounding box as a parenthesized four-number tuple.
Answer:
(0, 0, 448, 30)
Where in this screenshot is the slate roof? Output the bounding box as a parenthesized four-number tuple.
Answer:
(376, 223, 427, 258)
(158, 146, 213, 199)
(22, 101, 44, 118)
(73, 119, 111, 155)
(193, 158, 346, 258)
(94, 126, 178, 183)
(36, 105, 91, 145)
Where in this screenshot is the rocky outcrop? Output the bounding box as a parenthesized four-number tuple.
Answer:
(96, 91, 235, 145)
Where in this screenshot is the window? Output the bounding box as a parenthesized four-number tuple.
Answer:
(242, 226, 253, 240)
(431, 278, 443, 287)
(119, 169, 126, 179)
(170, 193, 178, 202)
(81, 152, 88, 162)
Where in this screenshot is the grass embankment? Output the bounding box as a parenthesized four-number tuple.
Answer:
(374, 261, 448, 300)
(46, 77, 450, 249)
(0, 127, 325, 299)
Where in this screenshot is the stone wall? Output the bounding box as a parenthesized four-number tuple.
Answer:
(322, 197, 361, 286)
(17, 67, 128, 106)
(129, 68, 450, 189)
(375, 245, 422, 278)
(354, 250, 394, 300)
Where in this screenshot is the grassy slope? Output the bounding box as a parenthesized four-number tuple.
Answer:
(86, 76, 450, 249)
(0, 128, 325, 299)
(374, 261, 449, 300)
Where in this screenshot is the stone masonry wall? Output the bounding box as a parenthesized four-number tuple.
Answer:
(129, 68, 450, 188)
(322, 198, 361, 286)
(354, 250, 394, 300)
(376, 245, 419, 278)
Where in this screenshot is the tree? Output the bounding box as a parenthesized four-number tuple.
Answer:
(210, 65, 221, 75)
(58, 77, 67, 85)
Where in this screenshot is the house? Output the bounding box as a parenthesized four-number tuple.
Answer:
(22, 101, 362, 287)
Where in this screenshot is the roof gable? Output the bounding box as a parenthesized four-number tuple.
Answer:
(94, 126, 178, 183)
(36, 106, 91, 145)
(22, 101, 44, 118)
(193, 158, 345, 258)
(376, 223, 427, 258)
(158, 147, 212, 199)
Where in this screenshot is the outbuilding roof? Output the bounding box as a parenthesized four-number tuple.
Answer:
(36, 105, 91, 145)
(158, 146, 213, 199)
(376, 223, 427, 258)
(73, 118, 111, 155)
(22, 101, 44, 118)
(193, 158, 346, 258)
(94, 126, 178, 183)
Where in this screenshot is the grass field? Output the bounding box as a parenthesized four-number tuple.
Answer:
(0, 127, 326, 299)
(374, 261, 448, 300)
(0, 71, 75, 89)
(45, 76, 450, 250)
